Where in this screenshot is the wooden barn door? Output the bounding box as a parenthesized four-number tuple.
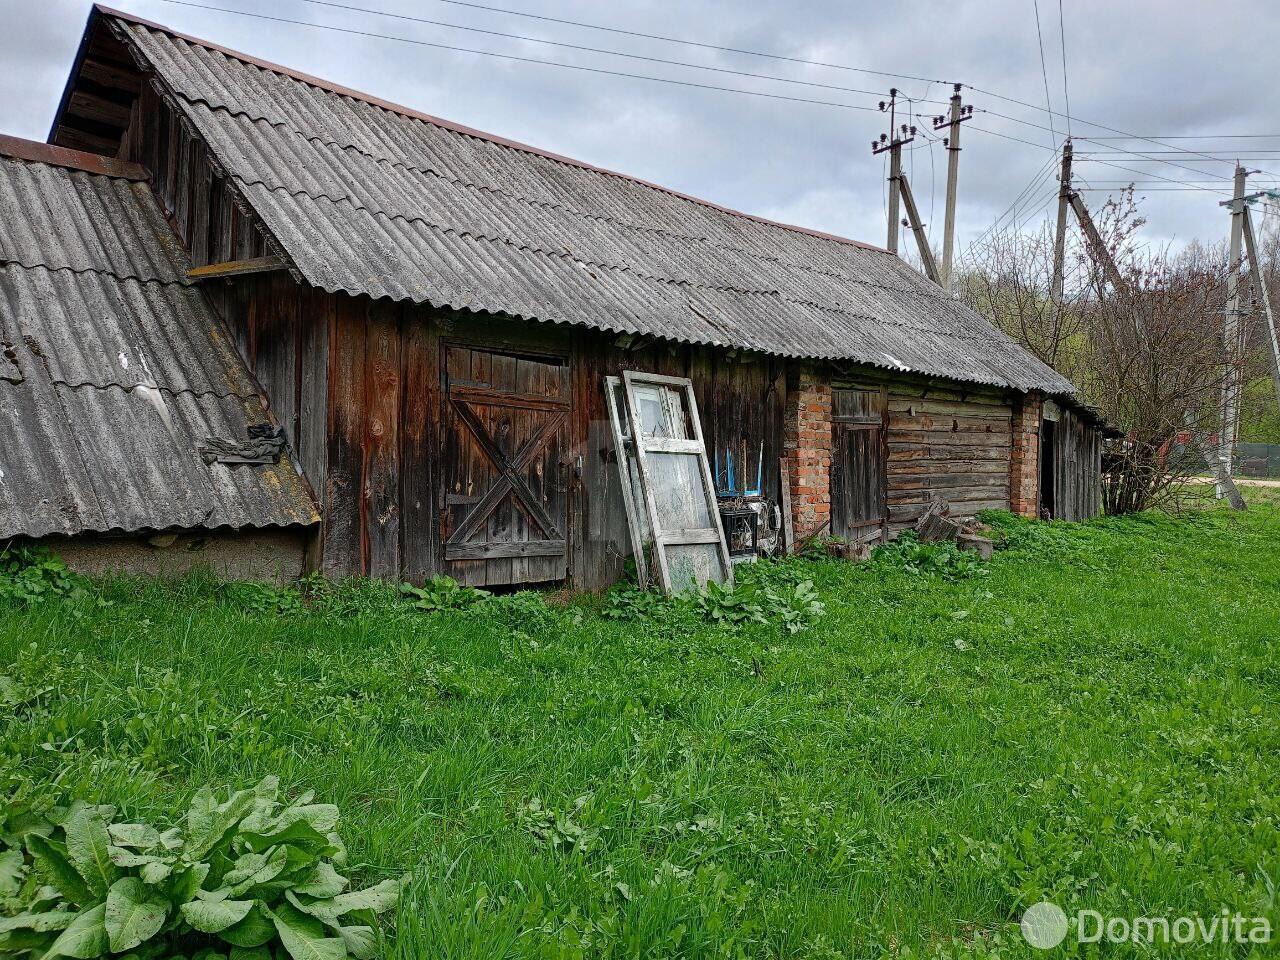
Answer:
(831, 387, 887, 542)
(441, 345, 569, 586)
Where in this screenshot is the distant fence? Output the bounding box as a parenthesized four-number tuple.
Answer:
(1237, 443, 1280, 478)
(1170, 442, 1280, 478)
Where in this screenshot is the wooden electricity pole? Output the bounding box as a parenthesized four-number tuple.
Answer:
(1240, 204, 1280, 411)
(873, 89, 914, 256)
(873, 89, 943, 284)
(1219, 165, 1248, 491)
(1048, 139, 1074, 324)
(932, 84, 973, 292)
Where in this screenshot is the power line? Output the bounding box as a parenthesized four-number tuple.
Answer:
(1030, 0, 1060, 149)
(155, 0, 1273, 196)
(967, 124, 1233, 193)
(283, 0, 926, 104)
(1057, 0, 1071, 137)
(302, 0, 1280, 184)
(154, 0, 888, 113)
(976, 108, 1245, 180)
(381, 0, 954, 87)
(1082, 134, 1280, 140)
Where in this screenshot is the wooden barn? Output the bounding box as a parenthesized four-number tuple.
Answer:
(0, 5, 1108, 589)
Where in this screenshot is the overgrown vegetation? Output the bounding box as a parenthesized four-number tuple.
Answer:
(2, 493, 1278, 957)
(0, 777, 402, 959)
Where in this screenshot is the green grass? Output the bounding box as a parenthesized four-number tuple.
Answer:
(3, 499, 1280, 958)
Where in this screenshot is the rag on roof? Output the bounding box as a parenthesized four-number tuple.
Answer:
(96, 8, 1076, 395)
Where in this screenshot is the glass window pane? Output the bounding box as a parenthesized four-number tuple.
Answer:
(631, 384, 690, 440)
(664, 543, 725, 593)
(646, 452, 712, 530)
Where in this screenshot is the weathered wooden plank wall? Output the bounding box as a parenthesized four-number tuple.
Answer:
(122, 84, 270, 267)
(833, 369, 1014, 531)
(1050, 406, 1102, 521)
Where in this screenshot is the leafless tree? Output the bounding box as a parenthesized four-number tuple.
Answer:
(960, 190, 1251, 514)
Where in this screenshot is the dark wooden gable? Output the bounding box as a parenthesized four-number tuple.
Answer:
(49, 16, 144, 157)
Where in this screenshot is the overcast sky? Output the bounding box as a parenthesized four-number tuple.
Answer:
(4, 0, 1279, 254)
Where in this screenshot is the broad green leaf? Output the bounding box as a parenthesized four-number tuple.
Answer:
(140, 860, 174, 885)
(0, 848, 25, 897)
(26, 833, 94, 906)
(40, 902, 107, 960)
(242, 819, 331, 856)
(229, 946, 273, 960)
(268, 902, 346, 960)
(108, 824, 160, 850)
(0, 911, 76, 934)
(109, 847, 167, 868)
(293, 863, 347, 899)
(291, 877, 400, 925)
(64, 806, 118, 897)
(225, 846, 288, 897)
(219, 904, 275, 948)
(337, 925, 376, 959)
(181, 899, 254, 934)
(105, 877, 168, 953)
(186, 790, 257, 861)
(192, 949, 228, 960)
(280, 805, 339, 835)
(186, 786, 218, 840)
(167, 862, 210, 905)
(2, 927, 58, 954)
(329, 878, 402, 917)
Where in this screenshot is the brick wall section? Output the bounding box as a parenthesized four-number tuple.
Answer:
(784, 368, 832, 538)
(1009, 391, 1043, 517)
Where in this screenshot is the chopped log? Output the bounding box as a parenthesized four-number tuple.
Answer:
(914, 499, 961, 542)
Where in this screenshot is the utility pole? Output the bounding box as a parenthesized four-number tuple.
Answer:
(873, 89, 942, 283)
(1048, 139, 1074, 324)
(898, 174, 939, 282)
(872, 89, 914, 256)
(1240, 203, 1280, 411)
(1219, 165, 1248, 494)
(932, 84, 973, 293)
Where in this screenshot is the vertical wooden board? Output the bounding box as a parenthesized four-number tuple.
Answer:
(399, 306, 439, 583)
(443, 346, 483, 586)
(250, 273, 300, 449)
(572, 338, 605, 589)
(299, 287, 329, 505)
(322, 295, 367, 577)
(362, 301, 402, 580)
(763, 359, 786, 503)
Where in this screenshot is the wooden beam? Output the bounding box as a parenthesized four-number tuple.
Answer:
(1069, 192, 1130, 295)
(186, 256, 285, 281)
(0, 133, 148, 181)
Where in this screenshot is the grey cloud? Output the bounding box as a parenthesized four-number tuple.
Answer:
(2, 0, 1276, 251)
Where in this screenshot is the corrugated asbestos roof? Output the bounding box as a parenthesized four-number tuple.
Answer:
(0, 151, 320, 539)
(103, 10, 1076, 395)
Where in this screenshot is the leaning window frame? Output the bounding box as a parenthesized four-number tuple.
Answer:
(617, 370, 733, 594)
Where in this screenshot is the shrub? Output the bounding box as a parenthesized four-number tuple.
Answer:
(400, 576, 488, 613)
(0, 548, 85, 607)
(0, 776, 403, 959)
(602, 565, 826, 635)
(869, 531, 989, 581)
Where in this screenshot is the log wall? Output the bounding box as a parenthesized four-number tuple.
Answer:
(832, 370, 1014, 532)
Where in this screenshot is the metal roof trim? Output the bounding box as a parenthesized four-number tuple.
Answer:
(88, 4, 890, 254)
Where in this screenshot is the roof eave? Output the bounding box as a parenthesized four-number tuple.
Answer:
(45, 5, 103, 145)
